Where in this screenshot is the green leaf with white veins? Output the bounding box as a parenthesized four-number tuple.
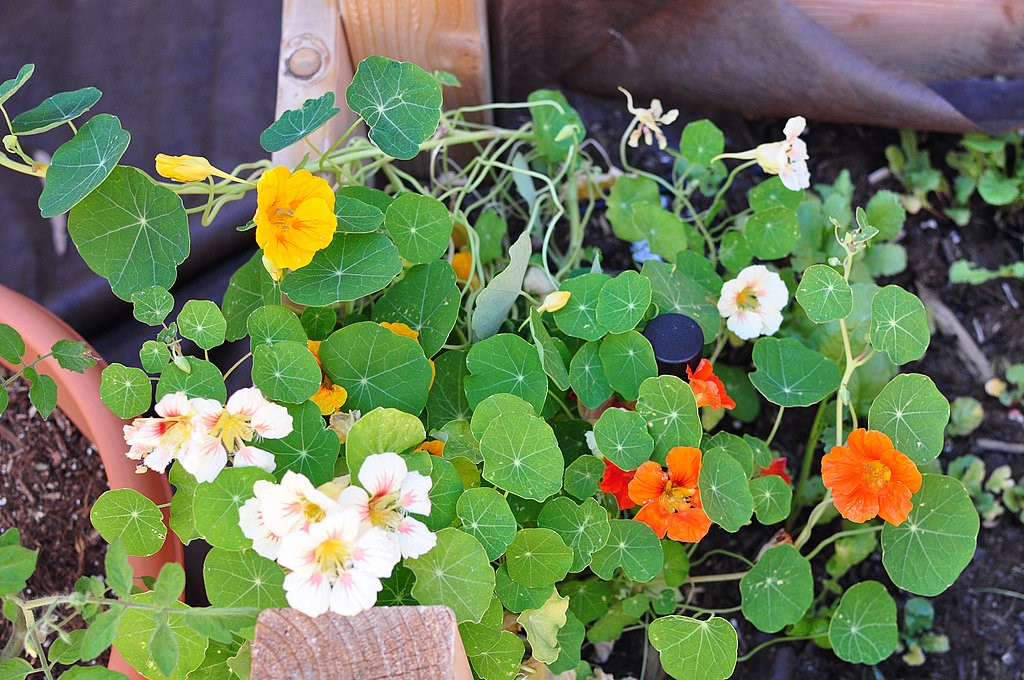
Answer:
(99, 363, 151, 418)
(282, 232, 402, 306)
(259, 91, 339, 152)
(407, 528, 494, 623)
(870, 285, 929, 365)
(749, 338, 842, 407)
(636, 375, 702, 462)
(11, 87, 101, 135)
(0, 64, 34, 107)
(649, 616, 738, 680)
(457, 487, 517, 561)
(90, 489, 166, 557)
(641, 259, 720, 340)
(828, 581, 898, 664)
(68, 165, 188, 298)
(796, 264, 852, 323)
(551, 272, 610, 341)
(464, 333, 548, 412)
(374, 260, 460, 356)
(131, 286, 173, 326)
(177, 300, 226, 350)
(203, 547, 287, 609)
(745, 206, 798, 260)
(41, 114, 130, 217)
(593, 407, 654, 470)
(699, 448, 753, 532)
(590, 520, 663, 582)
(261, 400, 340, 486)
(251, 341, 321, 404)
(599, 331, 657, 402)
(868, 373, 949, 464)
(479, 411, 563, 501)
(537, 496, 611, 572)
(596, 270, 651, 334)
(194, 467, 274, 550)
(347, 56, 442, 160)
(680, 119, 724, 166)
(383, 193, 452, 264)
(740, 545, 813, 632)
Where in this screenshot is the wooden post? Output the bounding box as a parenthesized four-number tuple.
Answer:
(251, 606, 474, 679)
(338, 0, 492, 121)
(273, 0, 360, 168)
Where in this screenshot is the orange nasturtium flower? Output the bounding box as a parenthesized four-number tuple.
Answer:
(451, 251, 475, 286)
(686, 359, 736, 410)
(599, 458, 636, 511)
(821, 428, 923, 526)
(413, 440, 445, 457)
(628, 446, 712, 543)
(254, 166, 336, 271)
(307, 341, 347, 416)
(380, 321, 419, 341)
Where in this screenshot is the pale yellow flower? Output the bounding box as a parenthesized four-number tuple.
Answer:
(537, 290, 571, 313)
(618, 87, 678, 150)
(155, 154, 224, 183)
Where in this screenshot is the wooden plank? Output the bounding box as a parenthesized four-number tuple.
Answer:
(251, 606, 474, 679)
(338, 0, 491, 120)
(272, 0, 359, 168)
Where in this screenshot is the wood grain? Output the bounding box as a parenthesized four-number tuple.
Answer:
(251, 606, 474, 679)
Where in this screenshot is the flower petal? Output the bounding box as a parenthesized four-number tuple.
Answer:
(357, 451, 407, 498)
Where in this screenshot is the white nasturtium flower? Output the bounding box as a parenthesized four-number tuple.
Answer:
(277, 509, 398, 617)
(712, 116, 810, 190)
(619, 86, 679, 150)
(338, 451, 436, 560)
(717, 265, 789, 340)
(123, 392, 207, 474)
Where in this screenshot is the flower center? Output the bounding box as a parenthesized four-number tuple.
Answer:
(367, 491, 403, 531)
(159, 417, 195, 451)
(662, 480, 696, 512)
(313, 537, 350, 577)
(735, 289, 759, 311)
(862, 459, 892, 491)
(301, 498, 327, 524)
(208, 411, 255, 454)
(272, 207, 294, 231)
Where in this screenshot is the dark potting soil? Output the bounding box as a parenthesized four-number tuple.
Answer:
(562, 96, 1024, 679)
(0, 367, 110, 670)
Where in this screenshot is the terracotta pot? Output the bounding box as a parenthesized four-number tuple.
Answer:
(0, 284, 184, 678)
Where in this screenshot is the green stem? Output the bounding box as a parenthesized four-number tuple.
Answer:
(764, 406, 785, 447)
(792, 492, 834, 550)
(738, 635, 819, 663)
(689, 548, 754, 568)
(803, 525, 881, 562)
(787, 399, 830, 530)
(684, 570, 748, 585)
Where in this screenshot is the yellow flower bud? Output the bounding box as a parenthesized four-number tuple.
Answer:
(537, 290, 571, 313)
(154, 154, 217, 182)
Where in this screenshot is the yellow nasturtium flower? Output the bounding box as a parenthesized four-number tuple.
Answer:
(380, 321, 419, 341)
(155, 154, 222, 183)
(254, 167, 337, 271)
(307, 340, 347, 416)
(537, 290, 571, 313)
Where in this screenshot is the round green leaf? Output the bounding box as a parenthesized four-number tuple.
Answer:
(748, 175, 803, 212)
(828, 581, 898, 664)
(796, 264, 853, 324)
(41, 114, 130, 218)
(261, 400, 341, 486)
(407, 528, 494, 623)
(345, 406, 425, 478)
(458, 596, 503, 656)
(745, 206, 799, 260)
(699, 448, 754, 532)
(596, 270, 652, 334)
(90, 488, 166, 557)
(519, 589, 569, 665)
(552, 273, 610, 341)
(528, 89, 584, 163)
(479, 411, 562, 502)
(131, 286, 173, 326)
(251, 341, 321, 404)
(383, 193, 452, 264)
(320, 322, 432, 414)
(222, 252, 276, 341)
(155, 357, 226, 402)
(704, 432, 754, 478)
(978, 170, 1019, 206)
(593, 407, 654, 470)
(299, 306, 337, 341)
(468, 630, 524, 680)
(247, 305, 306, 349)
(599, 331, 657, 402)
(494, 562, 549, 612)
(11, 86, 101, 135)
(456, 487, 517, 561)
(718, 230, 753, 272)
(140, 341, 170, 374)
(568, 340, 613, 409)
(193, 467, 274, 550)
(346, 56, 442, 160)
(68, 165, 188, 299)
(470, 392, 535, 440)
(203, 547, 287, 609)
(590, 519, 663, 583)
(373, 260, 460, 356)
(464, 333, 548, 412)
(506, 528, 573, 587)
(680, 119, 724, 166)
(426, 350, 471, 428)
(636, 375, 702, 462)
(113, 593, 206, 680)
(281, 232, 402, 306)
(649, 615, 738, 680)
(867, 373, 949, 464)
(424, 455, 463, 531)
(865, 190, 906, 241)
(99, 363, 151, 418)
(538, 497, 611, 572)
(564, 455, 604, 501)
(631, 203, 693, 262)
(749, 337, 842, 407)
(641, 260, 721, 340)
(259, 91, 339, 152)
(606, 175, 660, 241)
(562, 579, 612, 625)
(740, 544, 813, 632)
(870, 285, 929, 365)
(881, 474, 979, 596)
(334, 193, 385, 233)
(177, 300, 226, 350)
(750, 475, 792, 525)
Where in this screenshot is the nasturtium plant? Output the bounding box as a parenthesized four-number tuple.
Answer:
(0, 55, 986, 680)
